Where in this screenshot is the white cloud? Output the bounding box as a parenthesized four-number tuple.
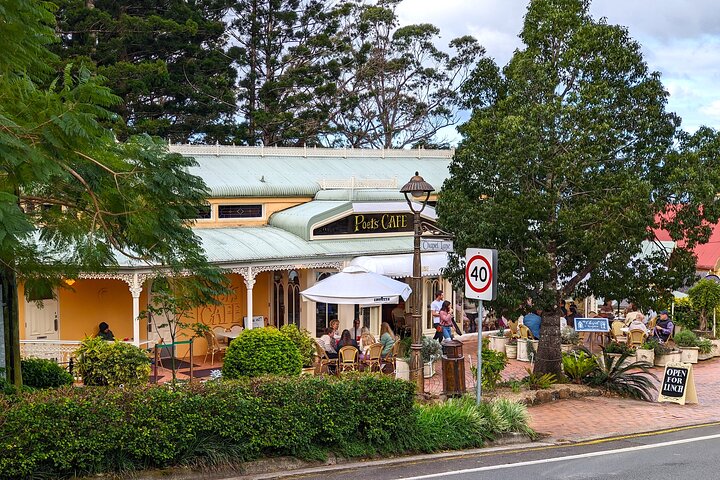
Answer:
(700, 100, 720, 118)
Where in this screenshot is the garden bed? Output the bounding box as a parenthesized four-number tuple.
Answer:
(485, 383, 602, 406)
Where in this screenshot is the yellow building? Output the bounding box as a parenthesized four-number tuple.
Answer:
(20, 146, 455, 361)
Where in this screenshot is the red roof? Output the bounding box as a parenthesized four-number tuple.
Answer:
(654, 223, 720, 271)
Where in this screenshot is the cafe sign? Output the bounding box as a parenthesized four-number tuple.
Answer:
(658, 362, 698, 405)
(313, 212, 414, 236)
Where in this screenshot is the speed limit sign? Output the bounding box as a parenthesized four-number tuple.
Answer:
(465, 248, 498, 301)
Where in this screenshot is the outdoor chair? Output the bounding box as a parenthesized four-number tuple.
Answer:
(507, 319, 519, 338)
(212, 326, 228, 345)
(611, 321, 627, 344)
(314, 341, 338, 375)
(519, 324, 534, 340)
(203, 330, 227, 365)
(338, 346, 359, 373)
(229, 324, 243, 336)
(627, 330, 647, 349)
(363, 343, 384, 372)
(647, 316, 657, 331)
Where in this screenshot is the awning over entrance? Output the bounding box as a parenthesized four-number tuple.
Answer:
(300, 266, 412, 305)
(349, 252, 449, 278)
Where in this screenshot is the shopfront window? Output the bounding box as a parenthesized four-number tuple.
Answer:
(353, 305, 371, 329)
(315, 272, 338, 337)
(287, 270, 300, 327)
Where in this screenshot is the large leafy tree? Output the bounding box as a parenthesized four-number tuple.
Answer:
(329, 0, 484, 148)
(228, 0, 347, 146)
(53, 0, 238, 143)
(1, 0, 227, 385)
(439, 0, 720, 376)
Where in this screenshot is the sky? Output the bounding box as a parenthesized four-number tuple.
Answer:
(396, 0, 720, 138)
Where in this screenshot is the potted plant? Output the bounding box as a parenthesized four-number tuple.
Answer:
(698, 337, 714, 361)
(489, 326, 507, 352)
(654, 341, 681, 367)
(505, 337, 518, 359)
(561, 327, 579, 353)
(516, 336, 537, 362)
(421, 336, 442, 378)
(636, 337, 657, 365)
(604, 341, 635, 369)
(395, 336, 412, 381)
(674, 330, 700, 364)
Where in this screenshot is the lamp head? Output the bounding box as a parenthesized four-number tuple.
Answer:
(400, 172, 434, 198)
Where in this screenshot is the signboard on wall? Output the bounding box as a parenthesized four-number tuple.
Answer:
(313, 213, 414, 236)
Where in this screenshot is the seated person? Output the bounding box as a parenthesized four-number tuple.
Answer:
(97, 322, 115, 341)
(336, 329, 359, 351)
(652, 310, 674, 343)
(379, 322, 396, 357)
(358, 327, 376, 354)
(523, 309, 542, 339)
(349, 319, 362, 341)
(329, 319, 341, 340)
(628, 315, 648, 335)
(318, 327, 338, 358)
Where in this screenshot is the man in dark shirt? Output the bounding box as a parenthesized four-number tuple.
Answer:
(98, 322, 115, 341)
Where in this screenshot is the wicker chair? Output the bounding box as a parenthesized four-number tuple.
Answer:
(314, 341, 338, 375)
(519, 324, 534, 340)
(203, 330, 227, 365)
(212, 326, 228, 345)
(507, 319, 520, 338)
(363, 343, 384, 372)
(381, 339, 400, 374)
(627, 329, 647, 348)
(611, 321, 627, 344)
(338, 346, 359, 373)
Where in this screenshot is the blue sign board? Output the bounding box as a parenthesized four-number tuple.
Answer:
(574, 317, 610, 332)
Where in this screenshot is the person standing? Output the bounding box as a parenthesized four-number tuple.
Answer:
(439, 300, 455, 340)
(430, 291, 444, 341)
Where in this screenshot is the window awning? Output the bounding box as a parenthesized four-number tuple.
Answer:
(349, 252, 449, 278)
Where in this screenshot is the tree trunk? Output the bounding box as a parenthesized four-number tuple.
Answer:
(533, 311, 562, 378)
(1, 268, 23, 386)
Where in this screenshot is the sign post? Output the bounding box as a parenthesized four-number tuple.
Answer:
(465, 248, 498, 405)
(658, 362, 698, 405)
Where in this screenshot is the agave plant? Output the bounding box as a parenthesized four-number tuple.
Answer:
(587, 349, 658, 401)
(562, 349, 598, 384)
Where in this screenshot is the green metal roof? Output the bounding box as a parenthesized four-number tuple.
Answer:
(170, 145, 452, 198)
(268, 201, 351, 240)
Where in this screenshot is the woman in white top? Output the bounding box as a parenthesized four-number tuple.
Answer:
(628, 316, 648, 335)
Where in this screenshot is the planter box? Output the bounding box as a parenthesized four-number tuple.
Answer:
(489, 335, 507, 353)
(655, 350, 681, 367)
(698, 351, 714, 361)
(680, 346, 699, 364)
(423, 361, 435, 378)
(711, 339, 720, 357)
(516, 339, 530, 362)
(505, 344, 517, 359)
(395, 358, 410, 381)
(636, 348, 655, 366)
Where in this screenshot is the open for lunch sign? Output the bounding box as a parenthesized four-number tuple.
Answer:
(658, 362, 698, 406)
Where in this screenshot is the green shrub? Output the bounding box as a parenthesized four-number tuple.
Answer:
(421, 336, 442, 363)
(605, 341, 635, 355)
(279, 324, 315, 368)
(0, 375, 415, 478)
(674, 329, 699, 348)
(74, 337, 151, 386)
(522, 368, 557, 390)
(21, 358, 73, 389)
(562, 349, 597, 384)
(560, 327, 579, 345)
(223, 327, 302, 378)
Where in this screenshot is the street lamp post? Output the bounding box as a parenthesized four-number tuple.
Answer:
(400, 172, 434, 394)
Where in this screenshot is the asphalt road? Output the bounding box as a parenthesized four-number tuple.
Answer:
(275, 423, 720, 480)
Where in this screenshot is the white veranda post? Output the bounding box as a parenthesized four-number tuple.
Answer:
(244, 267, 256, 329)
(129, 273, 143, 347)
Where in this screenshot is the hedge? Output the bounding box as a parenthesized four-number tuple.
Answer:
(223, 327, 302, 378)
(0, 374, 415, 479)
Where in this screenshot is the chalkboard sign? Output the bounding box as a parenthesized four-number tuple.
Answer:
(574, 317, 610, 332)
(658, 362, 698, 405)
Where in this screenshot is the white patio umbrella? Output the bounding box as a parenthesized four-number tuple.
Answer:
(300, 265, 412, 305)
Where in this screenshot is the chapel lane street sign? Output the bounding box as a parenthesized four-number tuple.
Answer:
(465, 248, 498, 301)
(421, 238, 454, 252)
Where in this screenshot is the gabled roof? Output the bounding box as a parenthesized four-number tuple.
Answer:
(169, 145, 453, 198)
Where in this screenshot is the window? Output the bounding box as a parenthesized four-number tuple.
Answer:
(287, 270, 300, 327)
(315, 272, 338, 337)
(196, 204, 212, 219)
(354, 305, 371, 329)
(273, 275, 285, 328)
(218, 204, 263, 219)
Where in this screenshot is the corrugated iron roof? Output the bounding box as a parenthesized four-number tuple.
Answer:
(170, 145, 453, 198)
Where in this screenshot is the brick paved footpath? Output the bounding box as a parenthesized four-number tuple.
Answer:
(424, 335, 720, 442)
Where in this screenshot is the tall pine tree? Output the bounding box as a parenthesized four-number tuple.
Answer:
(53, 0, 238, 143)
